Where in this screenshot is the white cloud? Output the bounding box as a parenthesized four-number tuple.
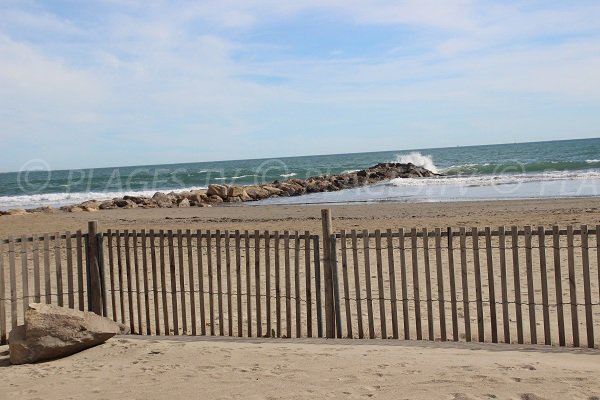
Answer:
(0, 0, 599, 170)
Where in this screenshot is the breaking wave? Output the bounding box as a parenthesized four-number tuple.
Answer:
(394, 152, 439, 174)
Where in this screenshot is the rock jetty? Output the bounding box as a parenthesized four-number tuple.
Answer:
(0, 163, 438, 215)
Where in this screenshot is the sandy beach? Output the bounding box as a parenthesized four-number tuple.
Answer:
(1, 335, 599, 399)
(1, 197, 599, 237)
(2, 198, 600, 398)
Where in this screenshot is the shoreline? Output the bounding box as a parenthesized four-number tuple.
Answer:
(1, 196, 599, 238)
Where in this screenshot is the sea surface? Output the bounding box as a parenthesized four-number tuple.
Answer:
(1, 138, 599, 210)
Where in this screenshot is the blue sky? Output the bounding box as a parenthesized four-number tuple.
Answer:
(0, 0, 599, 171)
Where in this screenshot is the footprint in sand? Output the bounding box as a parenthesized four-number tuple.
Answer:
(520, 364, 537, 371)
(520, 394, 546, 400)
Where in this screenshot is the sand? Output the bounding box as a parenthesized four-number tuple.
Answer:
(2, 198, 600, 398)
(1, 336, 599, 399)
(1, 197, 600, 237)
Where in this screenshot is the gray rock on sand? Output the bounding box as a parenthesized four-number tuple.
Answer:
(9, 303, 128, 365)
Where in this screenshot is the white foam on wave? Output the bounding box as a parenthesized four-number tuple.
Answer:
(0, 186, 208, 211)
(280, 172, 297, 178)
(388, 169, 600, 187)
(394, 152, 439, 174)
(586, 159, 600, 164)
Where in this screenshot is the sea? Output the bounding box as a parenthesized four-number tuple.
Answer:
(1, 138, 599, 211)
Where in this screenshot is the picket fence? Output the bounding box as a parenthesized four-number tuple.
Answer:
(0, 210, 598, 348)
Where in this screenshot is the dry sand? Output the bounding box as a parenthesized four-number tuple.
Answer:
(1, 336, 599, 399)
(2, 198, 600, 398)
(1, 197, 600, 237)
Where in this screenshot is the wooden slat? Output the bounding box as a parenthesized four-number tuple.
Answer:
(398, 228, 410, 340)
(176, 231, 187, 335)
(459, 227, 471, 342)
(150, 230, 161, 335)
(216, 230, 224, 336)
(537, 226, 551, 345)
(76, 231, 85, 311)
(255, 230, 262, 337)
(167, 230, 179, 335)
(472, 227, 484, 342)
(133, 230, 144, 334)
(21, 235, 30, 317)
(159, 231, 170, 335)
(511, 226, 524, 344)
(66, 232, 74, 309)
(142, 230, 151, 334)
(244, 231, 252, 337)
(234, 230, 242, 337)
(116, 231, 126, 324)
(387, 229, 400, 340)
(304, 231, 312, 338)
(54, 233, 63, 307)
(485, 227, 498, 343)
(294, 232, 301, 338)
(597, 225, 600, 323)
(363, 229, 375, 339)
(524, 226, 537, 344)
(284, 231, 291, 337)
(331, 234, 342, 339)
(124, 230, 136, 333)
(123, 231, 134, 332)
(43, 234, 51, 304)
(498, 227, 510, 343)
(447, 228, 458, 341)
(580, 225, 594, 348)
(186, 230, 197, 336)
(32, 236, 40, 304)
(196, 230, 206, 336)
(225, 230, 233, 336)
(264, 231, 271, 337)
(552, 225, 566, 346)
(341, 230, 352, 338)
(0, 241, 6, 344)
(567, 225, 579, 347)
(98, 233, 106, 318)
(422, 228, 433, 341)
(351, 230, 364, 338)
(274, 231, 281, 337)
(434, 228, 446, 341)
(375, 230, 387, 339)
(207, 230, 215, 336)
(313, 236, 323, 338)
(411, 228, 422, 340)
(9, 237, 17, 328)
(107, 230, 117, 321)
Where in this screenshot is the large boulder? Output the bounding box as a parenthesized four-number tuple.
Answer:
(152, 192, 175, 208)
(178, 198, 190, 208)
(261, 185, 284, 196)
(227, 186, 251, 201)
(244, 186, 270, 200)
(207, 184, 229, 199)
(9, 303, 127, 365)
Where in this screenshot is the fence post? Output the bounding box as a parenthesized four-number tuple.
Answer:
(321, 209, 335, 338)
(87, 221, 104, 315)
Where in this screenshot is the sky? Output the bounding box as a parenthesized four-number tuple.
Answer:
(0, 0, 599, 172)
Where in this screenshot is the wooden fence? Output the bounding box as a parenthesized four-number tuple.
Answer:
(0, 211, 598, 349)
(328, 225, 599, 348)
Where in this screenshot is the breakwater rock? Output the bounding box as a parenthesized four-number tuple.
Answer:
(1, 163, 438, 215)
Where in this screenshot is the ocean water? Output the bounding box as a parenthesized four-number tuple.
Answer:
(1, 138, 599, 210)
